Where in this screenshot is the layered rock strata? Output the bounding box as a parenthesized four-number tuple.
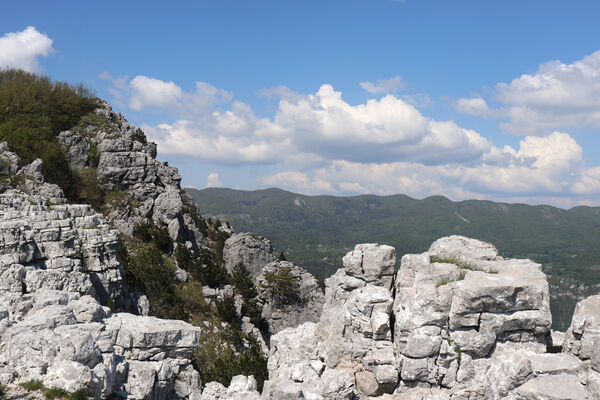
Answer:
(57, 104, 208, 249)
(0, 145, 202, 399)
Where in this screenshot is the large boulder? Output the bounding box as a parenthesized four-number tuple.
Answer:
(199, 375, 261, 400)
(0, 289, 202, 399)
(256, 260, 325, 334)
(263, 243, 398, 399)
(223, 233, 276, 280)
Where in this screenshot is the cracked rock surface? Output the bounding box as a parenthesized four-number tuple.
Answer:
(264, 236, 600, 399)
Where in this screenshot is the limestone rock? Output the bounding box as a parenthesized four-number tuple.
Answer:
(265, 236, 600, 399)
(57, 130, 90, 170)
(264, 243, 398, 399)
(564, 294, 600, 372)
(223, 233, 276, 280)
(256, 260, 325, 334)
(55, 104, 210, 250)
(199, 375, 261, 400)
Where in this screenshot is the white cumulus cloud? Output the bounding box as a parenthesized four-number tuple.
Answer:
(451, 96, 496, 118)
(262, 131, 590, 205)
(139, 81, 493, 166)
(496, 50, 600, 134)
(451, 49, 600, 135)
(105, 74, 233, 116)
(206, 173, 222, 187)
(105, 74, 600, 206)
(360, 75, 404, 94)
(0, 26, 54, 72)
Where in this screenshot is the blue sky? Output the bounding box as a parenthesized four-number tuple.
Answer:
(2, 1, 600, 207)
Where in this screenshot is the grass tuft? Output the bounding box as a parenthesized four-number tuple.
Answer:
(21, 380, 45, 391)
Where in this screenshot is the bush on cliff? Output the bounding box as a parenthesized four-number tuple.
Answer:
(261, 265, 302, 306)
(192, 324, 267, 392)
(174, 242, 229, 288)
(0, 69, 99, 201)
(118, 239, 185, 320)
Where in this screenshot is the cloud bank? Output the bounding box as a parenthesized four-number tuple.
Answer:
(0, 27, 53, 72)
(452, 49, 600, 136)
(106, 70, 600, 207)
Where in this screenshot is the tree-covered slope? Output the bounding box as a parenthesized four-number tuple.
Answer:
(188, 187, 600, 330)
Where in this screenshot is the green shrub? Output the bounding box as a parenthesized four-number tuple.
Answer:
(44, 387, 67, 399)
(67, 389, 88, 400)
(76, 168, 104, 211)
(175, 244, 229, 288)
(192, 326, 268, 392)
(0, 383, 5, 398)
(132, 128, 147, 144)
(132, 221, 153, 242)
(0, 69, 99, 202)
(86, 142, 99, 167)
(232, 263, 258, 300)
(120, 240, 185, 320)
(277, 251, 287, 261)
(176, 281, 208, 315)
(21, 379, 45, 391)
(231, 262, 264, 325)
(261, 266, 302, 306)
(132, 221, 173, 254)
(216, 294, 238, 324)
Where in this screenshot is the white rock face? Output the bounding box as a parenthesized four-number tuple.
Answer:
(223, 233, 277, 280)
(199, 375, 261, 400)
(564, 294, 600, 392)
(265, 236, 600, 399)
(263, 243, 397, 399)
(0, 144, 205, 399)
(56, 104, 210, 249)
(256, 260, 325, 334)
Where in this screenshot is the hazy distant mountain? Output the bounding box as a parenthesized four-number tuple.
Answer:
(187, 187, 600, 330)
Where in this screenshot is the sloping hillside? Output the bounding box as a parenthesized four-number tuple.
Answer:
(188, 187, 600, 330)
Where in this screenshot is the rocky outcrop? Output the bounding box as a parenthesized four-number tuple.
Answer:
(0, 144, 202, 399)
(223, 233, 276, 280)
(256, 260, 325, 334)
(563, 294, 600, 395)
(0, 290, 203, 399)
(199, 375, 261, 400)
(0, 146, 139, 311)
(263, 243, 397, 399)
(57, 104, 209, 249)
(264, 236, 599, 399)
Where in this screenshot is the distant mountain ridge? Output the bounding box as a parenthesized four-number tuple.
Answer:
(187, 187, 600, 330)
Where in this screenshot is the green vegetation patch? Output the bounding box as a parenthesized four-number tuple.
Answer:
(174, 242, 229, 288)
(430, 255, 496, 287)
(118, 238, 185, 320)
(192, 324, 267, 392)
(261, 266, 302, 306)
(21, 380, 45, 391)
(0, 69, 99, 201)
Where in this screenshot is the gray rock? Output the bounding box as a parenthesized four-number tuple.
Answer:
(264, 243, 398, 398)
(57, 131, 90, 170)
(564, 294, 600, 372)
(223, 233, 277, 280)
(515, 373, 590, 400)
(256, 260, 325, 334)
(199, 375, 261, 400)
(265, 236, 599, 399)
